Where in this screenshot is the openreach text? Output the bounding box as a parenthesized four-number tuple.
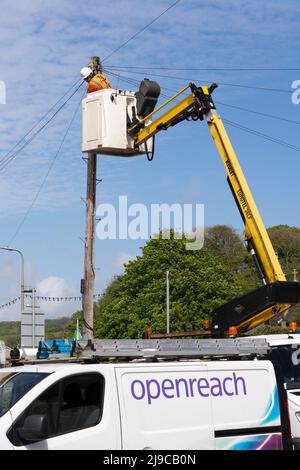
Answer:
(131, 372, 247, 405)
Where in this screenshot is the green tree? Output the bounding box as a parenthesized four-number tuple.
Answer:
(205, 225, 260, 293)
(93, 232, 241, 338)
(65, 224, 300, 339)
(205, 225, 245, 271)
(268, 225, 300, 279)
(0, 318, 70, 348)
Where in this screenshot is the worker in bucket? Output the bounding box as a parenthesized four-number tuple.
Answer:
(80, 67, 112, 93)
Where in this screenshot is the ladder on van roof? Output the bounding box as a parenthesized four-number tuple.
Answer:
(74, 337, 270, 361)
(9, 337, 270, 365)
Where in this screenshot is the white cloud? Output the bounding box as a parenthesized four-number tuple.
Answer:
(113, 252, 136, 270)
(0, 263, 15, 281)
(0, 0, 299, 322)
(36, 276, 79, 318)
(0, 0, 298, 218)
(0, 257, 36, 297)
(37, 276, 75, 296)
(0, 271, 80, 320)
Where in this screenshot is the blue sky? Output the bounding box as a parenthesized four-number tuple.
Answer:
(0, 0, 300, 319)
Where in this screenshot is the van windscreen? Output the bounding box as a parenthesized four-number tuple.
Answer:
(267, 345, 300, 390)
(0, 372, 49, 417)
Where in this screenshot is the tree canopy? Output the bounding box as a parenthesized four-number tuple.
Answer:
(205, 225, 245, 271)
(92, 232, 241, 338)
(268, 225, 300, 279)
(64, 224, 300, 339)
(204, 224, 260, 292)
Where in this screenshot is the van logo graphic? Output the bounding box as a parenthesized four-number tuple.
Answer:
(130, 373, 247, 405)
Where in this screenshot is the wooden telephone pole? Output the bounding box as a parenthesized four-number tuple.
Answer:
(83, 152, 97, 340)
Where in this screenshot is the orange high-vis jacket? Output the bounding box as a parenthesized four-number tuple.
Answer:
(87, 73, 112, 93)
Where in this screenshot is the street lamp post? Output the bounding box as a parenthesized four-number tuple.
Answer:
(0, 247, 25, 313)
(166, 270, 170, 334)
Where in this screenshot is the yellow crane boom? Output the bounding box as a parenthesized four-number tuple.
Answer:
(130, 83, 300, 336)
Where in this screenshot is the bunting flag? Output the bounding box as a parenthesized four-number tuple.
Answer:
(0, 293, 102, 310)
(0, 296, 20, 309)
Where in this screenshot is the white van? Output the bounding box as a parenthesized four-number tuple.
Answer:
(253, 333, 300, 450)
(0, 338, 292, 450)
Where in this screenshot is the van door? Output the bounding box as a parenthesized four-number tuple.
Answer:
(115, 363, 214, 450)
(207, 361, 283, 450)
(8, 370, 121, 450)
(0, 370, 49, 450)
(0, 412, 14, 449)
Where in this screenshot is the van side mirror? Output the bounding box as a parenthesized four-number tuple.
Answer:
(17, 414, 49, 443)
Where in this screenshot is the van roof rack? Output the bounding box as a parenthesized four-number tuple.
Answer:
(73, 337, 270, 362)
(10, 337, 270, 365)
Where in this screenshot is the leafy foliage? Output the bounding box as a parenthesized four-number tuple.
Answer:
(249, 325, 290, 335)
(0, 322, 20, 348)
(268, 225, 300, 279)
(205, 225, 260, 292)
(205, 225, 245, 271)
(93, 232, 241, 338)
(0, 317, 70, 348)
(64, 224, 300, 340)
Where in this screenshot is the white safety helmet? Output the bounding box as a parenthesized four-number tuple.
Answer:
(80, 67, 93, 80)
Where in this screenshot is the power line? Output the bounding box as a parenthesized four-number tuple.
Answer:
(0, 81, 83, 173)
(222, 118, 300, 153)
(103, 69, 179, 99)
(106, 65, 300, 72)
(105, 68, 300, 154)
(217, 101, 300, 126)
(1, 0, 181, 173)
(103, 67, 291, 94)
(0, 82, 83, 172)
(105, 68, 179, 99)
(102, 0, 182, 62)
(105, 68, 300, 127)
(0, 78, 82, 168)
(106, 67, 299, 122)
(1, 0, 181, 172)
(103, 69, 141, 88)
(7, 93, 84, 246)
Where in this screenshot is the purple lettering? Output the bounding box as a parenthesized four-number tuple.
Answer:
(146, 379, 160, 404)
(131, 372, 247, 404)
(175, 378, 190, 398)
(210, 377, 223, 397)
(197, 378, 209, 397)
(189, 378, 197, 397)
(162, 379, 175, 398)
(131, 380, 145, 400)
(233, 373, 247, 395)
(223, 377, 234, 396)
